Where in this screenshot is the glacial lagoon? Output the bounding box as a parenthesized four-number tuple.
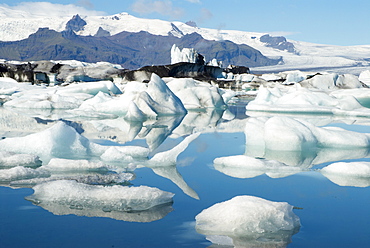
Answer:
(0, 98, 369, 248)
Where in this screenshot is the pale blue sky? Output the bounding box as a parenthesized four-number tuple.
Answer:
(1, 0, 369, 46)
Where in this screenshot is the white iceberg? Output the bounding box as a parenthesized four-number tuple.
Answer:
(0, 121, 106, 162)
(195, 195, 300, 247)
(100, 146, 150, 162)
(42, 158, 111, 172)
(26, 180, 174, 212)
(76, 74, 187, 119)
(299, 73, 363, 90)
(246, 84, 370, 117)
(320, 162, 370, 187)
(359, 70, 370, 86)
(10, 172, 134, 188)
(213, 155, 303, 178)
(0, 166, 50, 182)
(0, 151, 41, 167)
(166, 78, 226, 109)
(245, 117, 370, 152)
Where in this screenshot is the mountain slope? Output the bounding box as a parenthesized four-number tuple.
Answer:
(0, 28, 278, 69)
(0, 5, 370, 73)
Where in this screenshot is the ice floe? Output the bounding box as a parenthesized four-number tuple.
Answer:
(166, 78, 226, 109)
(195, 195, 300, 247)
(0, 121, 106, 162)
(245, 116, 370, 151)
(320, 162, 370, 187)
(213, 155, 303, 178)
(246, 84, 370, 117)
(0, 151, 41, 168)
(26, 180, 174, 211)
(0, 166, 50, 182)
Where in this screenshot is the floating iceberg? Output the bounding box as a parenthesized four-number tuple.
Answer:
(10, 172, 134, 188)
(166, 78, 226, 109)
(26, 180, 174, 212)
(76, 74, 187, 119)
(0, 151, 41, 168)
(195, 195, 300, 247)
(41, 158, 111, 172)
(320, 162, 370, 187)
(0, 121, 106, 162)
(246, 84, 370, 117)
(245, 117, 370, 151)
(0, 166, 50, 182)
(213, 155, 303, 178)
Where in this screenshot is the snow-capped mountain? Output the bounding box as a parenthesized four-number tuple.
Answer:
(1, 4, 369, 74)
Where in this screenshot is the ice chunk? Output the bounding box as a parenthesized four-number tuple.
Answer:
(320, 162, 370, 187)
(101, 146, 150, 162)
(26, 180, 174, 212)
(213, 155, 303, 178)
(0, 151, 41, 167)
(195, 195, 300, 246)
(10, 172, 135, 187)
(42, 158, 111, 172)
(245, 117, 370, 152)
(171, 44, 199, 64)
(359, 70, 370, 86)
(246, 85, 370, 117)
(0, 121, 106, 162)
(146, 73, 187, 115)
(167, 78, 226, 109)
(56, 81, 122, 95)
(75, 74, 186, 118)
(0, 166, 50, 182)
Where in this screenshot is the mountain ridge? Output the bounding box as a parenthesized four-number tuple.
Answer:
(0, 6, 370, 73)
(0, 26, 280, 70)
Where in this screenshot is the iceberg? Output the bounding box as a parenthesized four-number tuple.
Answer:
(213, 155, 303, 178)
(320, 162, 370, 187)
(0, 151, 41, 168)
(75, 74, 187, 119)
(195, 195, 300, 247)
(166, 78, 226, 109)
(245, 117, 370, 151)
(41, 158, 111, 172)
(26, 180, 174, 212)
(0, 166, 50, 182)
(0, 121, 106, 162)
(359, 70, 370, 86)
(246, 84, 370, 117)
(10, 172, 134, 188)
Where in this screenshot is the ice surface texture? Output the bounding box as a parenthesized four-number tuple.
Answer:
(246, 84, 370, 117)
(195, 195, 300, 246)
(26, 180, 174, 212)
(320, 162, 370, 187)
(213, 155, 302, 179)
(245, 116, 370, 151)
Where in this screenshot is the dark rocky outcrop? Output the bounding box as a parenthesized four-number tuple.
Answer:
(121, 62, 224, 82)
(94, 27, 111, 37)
(260, 34, 296, 54)
(65, 14, 87, 32)
(0, 62, 36, 82)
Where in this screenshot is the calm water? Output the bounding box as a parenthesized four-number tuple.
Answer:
(0, 100, 369, 248)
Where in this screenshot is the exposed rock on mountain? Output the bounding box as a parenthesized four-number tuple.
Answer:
(260, 34, 296, 53)
(0, 28, 281, 70)
(65, 14, 87, 32)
